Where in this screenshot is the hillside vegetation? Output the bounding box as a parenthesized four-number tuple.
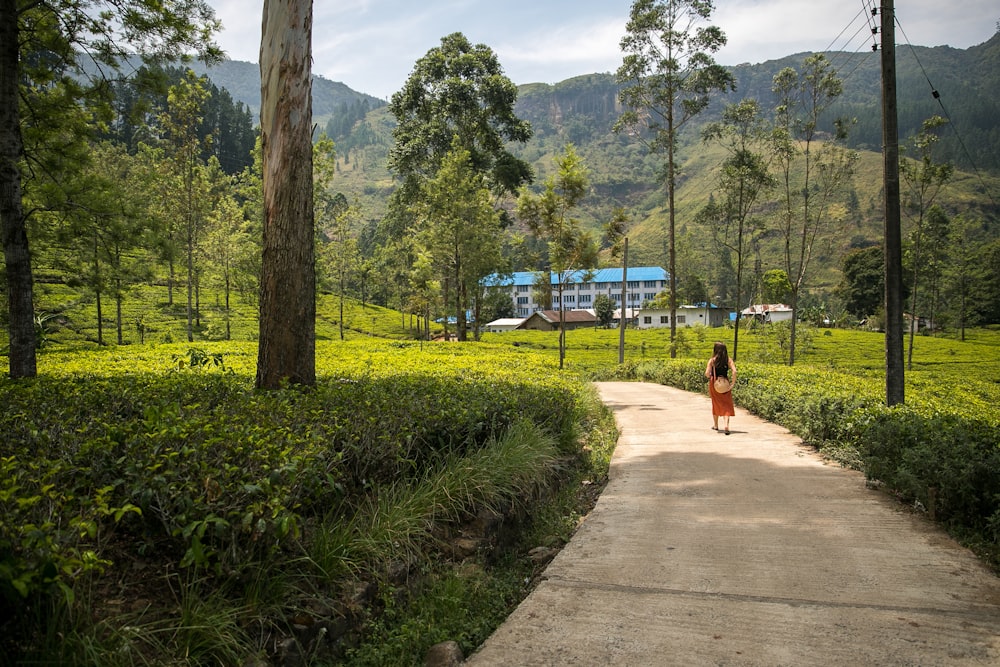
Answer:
(321, 35, 1000, 283)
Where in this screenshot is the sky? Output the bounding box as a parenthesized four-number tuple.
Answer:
(205, 1, 999, 101)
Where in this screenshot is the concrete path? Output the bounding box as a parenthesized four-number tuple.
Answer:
(466, 382, 1000, 666)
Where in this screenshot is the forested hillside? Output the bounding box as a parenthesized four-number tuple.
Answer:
(324, 34, 1000, 301)
(182, 58, 387, 127)
(11, 30, 1000, 356)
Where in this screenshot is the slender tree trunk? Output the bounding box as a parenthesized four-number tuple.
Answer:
(959, 287, 966, 342)
(473, 288, 481, 342)
(186, 211, 194, 342)
(667, 125, 677, 358)
(788, 287, 800, 365)
(0, 0, 36, 378)
(339, 271, 345, 341)
(256, 0, 316, 389)
(112, 241, 123, 345)
(116, 276, 124, 345)
(455, 252, 467, 341)
(906, 226, 923, 370)
(558, 280, 565, 369)
(195, 269, 201, 328)
(732, 229, 744, 362)
(225, 264, 231, 340)
(618, 238, 628, 364)
(442, 276, 450, 340)
(168, 255, 175, 305)
(94, 234, 104, 346)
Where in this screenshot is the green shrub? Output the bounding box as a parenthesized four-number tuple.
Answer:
(862, 408, 1000, 542)
(0, 339, 597, 662)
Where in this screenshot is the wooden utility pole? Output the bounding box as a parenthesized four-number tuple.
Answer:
(881, 0, 905, 406)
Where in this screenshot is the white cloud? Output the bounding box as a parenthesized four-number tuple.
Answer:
(206, 0, 999, 99)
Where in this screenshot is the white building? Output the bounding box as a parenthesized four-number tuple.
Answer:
(636, 304, 729, 329)
(483, 318, 525, 333)
(484, 267, 668, 318)
(741, 304, 793, 323)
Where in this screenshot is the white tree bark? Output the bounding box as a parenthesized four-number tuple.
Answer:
(256, 0, 316, 388)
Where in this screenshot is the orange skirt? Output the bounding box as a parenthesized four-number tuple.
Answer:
(709, 380, 735, 416)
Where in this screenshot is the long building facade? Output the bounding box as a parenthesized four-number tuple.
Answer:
(485, 267, 669, 318)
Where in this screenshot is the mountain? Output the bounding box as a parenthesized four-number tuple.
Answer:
(201, 35, 1000, 294)
(182, 58, 385, 127)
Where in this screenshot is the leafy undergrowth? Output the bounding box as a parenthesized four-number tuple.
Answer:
(0, 340, 616, 665)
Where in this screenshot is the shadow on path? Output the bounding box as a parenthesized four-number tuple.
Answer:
(466, 382, 1000, 666)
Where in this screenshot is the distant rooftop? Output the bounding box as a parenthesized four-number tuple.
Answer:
(484, 267, 668, 287)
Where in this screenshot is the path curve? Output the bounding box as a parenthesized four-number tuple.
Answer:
(466, 381, 1000, 666)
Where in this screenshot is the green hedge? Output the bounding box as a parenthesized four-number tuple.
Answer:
(603, 359, 1000, 559)
(0, 341, 586, 608)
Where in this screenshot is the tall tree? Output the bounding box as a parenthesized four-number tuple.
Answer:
(232, 136, 264, 310)
(204, 196, 244, 340)
(407, 247, 441, 340)
(257, 0, 315, 389)
(616, 0, 733, 358)
(61, 142, 154, 345)
(386, 32, 532, 314)
(388, 32, 533, 201)
(940, 215, 984, 341)
(900, 116, 953, 368)
(1, 0, 220, 378)
(978, 240, 1000, 326)
(517, 145, 599, 369)
(416, 138, 504, 341)
(161, 69, 211, 342)
(771, 54, 857, 365)
(311, 135, 341, 297)
(319, 195, 361, 342)
(604, 206, 631, 363)
(698, 99, 775, 361)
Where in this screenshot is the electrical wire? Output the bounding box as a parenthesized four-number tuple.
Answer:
(825, 1, 880, 88)
(894, 16, 999, 209)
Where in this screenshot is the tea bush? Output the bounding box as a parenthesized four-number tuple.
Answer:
(0, 339, 595, 662)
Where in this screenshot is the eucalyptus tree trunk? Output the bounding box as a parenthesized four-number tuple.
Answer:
(0, 0, 36, 378)
(256, 0, 316, 389)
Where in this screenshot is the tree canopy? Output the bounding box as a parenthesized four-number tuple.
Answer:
(388, 32, 533, 200)
(616, 0, 733, 357)
(1, 0, 222, 378)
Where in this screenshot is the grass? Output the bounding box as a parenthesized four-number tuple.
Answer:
(482, 322, 1000, 385)
(27, 283, 435, 352)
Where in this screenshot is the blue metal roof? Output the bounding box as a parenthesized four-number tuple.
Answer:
(486, 267, 667, 287)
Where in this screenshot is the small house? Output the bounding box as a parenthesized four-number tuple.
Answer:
(516, 310, 597, 331)
(483, 318, 525, 333)
(636, 304, 728, 329)
(741, 304, 793, 323)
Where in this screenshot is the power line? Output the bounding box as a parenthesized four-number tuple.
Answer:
(824, 1, 881, 86)
(894, 16, 999, 209)
(819, 4, 872, 56)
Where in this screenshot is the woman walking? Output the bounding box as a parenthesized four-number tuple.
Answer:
(705, 341, 736, 434)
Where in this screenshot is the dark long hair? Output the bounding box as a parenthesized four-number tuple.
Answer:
(711, 341, 729, 375)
